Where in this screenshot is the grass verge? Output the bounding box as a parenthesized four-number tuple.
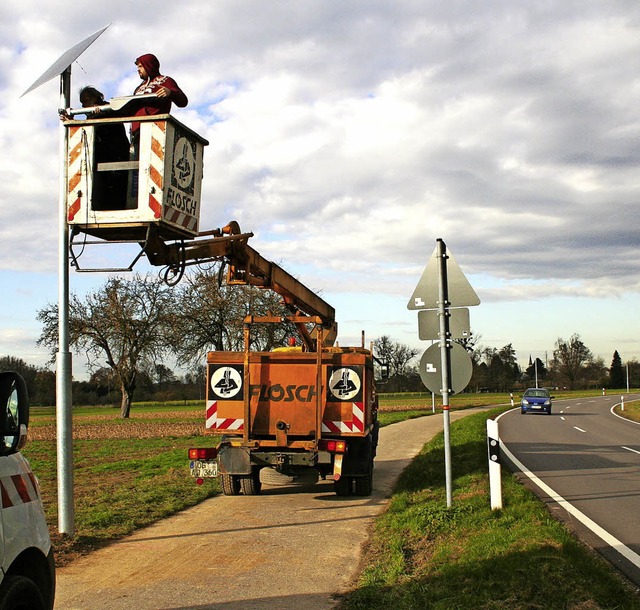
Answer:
(23, 418, 219, 565)
(339, 408, 640, 610)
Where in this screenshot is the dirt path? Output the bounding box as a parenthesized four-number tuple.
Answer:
(54, 409, 486, 610)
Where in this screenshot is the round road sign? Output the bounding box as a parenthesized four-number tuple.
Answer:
(419, 343, 473, 395)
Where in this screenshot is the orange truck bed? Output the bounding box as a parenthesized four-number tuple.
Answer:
(191, 346, 379, 497)
(205, 347, 375, 440)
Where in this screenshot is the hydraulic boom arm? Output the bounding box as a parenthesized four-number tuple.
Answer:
(143, 222, 337, 348)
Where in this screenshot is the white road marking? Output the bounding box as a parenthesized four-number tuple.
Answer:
(573, 426, 586, 433)
(610, 402, 640, 426)
(497, 410, 640, 573)
(622, 446, 640, 456)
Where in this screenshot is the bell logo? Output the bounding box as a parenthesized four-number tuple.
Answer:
(210, 366, 243, 400)
(328, 367, 361, 402)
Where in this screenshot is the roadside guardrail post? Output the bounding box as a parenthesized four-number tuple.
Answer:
(486, 419, 502, 510)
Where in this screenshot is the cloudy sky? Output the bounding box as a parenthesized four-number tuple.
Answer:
(2, 1, 640, 379)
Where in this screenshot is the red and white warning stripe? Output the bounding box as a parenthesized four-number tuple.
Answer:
(164, 206, 198, 233)
(322, 402, 365, 434)
(206, 401, 244, 431)
(205, 401, 365, 435)
(0, 472, 40, 509)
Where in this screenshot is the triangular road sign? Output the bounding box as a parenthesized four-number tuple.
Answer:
(407, 245, 480, 310)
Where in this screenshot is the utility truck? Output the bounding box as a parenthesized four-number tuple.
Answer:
(63, 100, 379, 497)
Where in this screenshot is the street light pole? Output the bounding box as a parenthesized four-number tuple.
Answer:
(56, 66, 75, 535)
(626, 362, 630, 394)
(21, 25, 110, 536)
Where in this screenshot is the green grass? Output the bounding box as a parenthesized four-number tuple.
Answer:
(614, 397, 640, 423)
(23, 433, 219, 562)
(24, 389, 640, 605)
(378, 410, 434, 427)
(339, 408, 640, 609)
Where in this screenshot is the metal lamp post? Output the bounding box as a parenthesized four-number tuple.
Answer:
(22, 25, 110, 535)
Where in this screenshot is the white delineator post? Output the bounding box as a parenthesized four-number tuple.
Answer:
(487, 418, 502, 510)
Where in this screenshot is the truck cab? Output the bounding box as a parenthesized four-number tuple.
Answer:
(0, 372, 55, 610)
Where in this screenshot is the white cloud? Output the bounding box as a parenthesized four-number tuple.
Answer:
(3, 1, 640, 372)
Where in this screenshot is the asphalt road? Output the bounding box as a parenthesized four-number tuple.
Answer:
(498, 393, 640, 585)
(54, 407, 488, 610)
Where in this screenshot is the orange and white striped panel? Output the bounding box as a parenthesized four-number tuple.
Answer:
(147, 121, 166, 219)
(67, 125, 87, 222)
(206, 400, 244, 431)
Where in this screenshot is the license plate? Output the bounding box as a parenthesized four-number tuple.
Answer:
(190, 460, 218, 478)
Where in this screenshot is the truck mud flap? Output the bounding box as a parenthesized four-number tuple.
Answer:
(342, 435, 374, 476)
(218, 445, 252, 475)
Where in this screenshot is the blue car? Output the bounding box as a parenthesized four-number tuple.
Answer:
(520, 388, 553, 415)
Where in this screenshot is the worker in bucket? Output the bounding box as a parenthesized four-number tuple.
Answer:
(61, 86, 130, 209)
(129, 53, 188, 156)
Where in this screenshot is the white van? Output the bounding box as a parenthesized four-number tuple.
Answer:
(0, 372, 55, 610)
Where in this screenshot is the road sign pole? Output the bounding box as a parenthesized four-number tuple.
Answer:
(436, 239, 453, 508)
(409, 238, 480, 508)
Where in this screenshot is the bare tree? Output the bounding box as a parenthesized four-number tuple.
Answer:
(169, 267, 297, 366)
(550, 334, 593, 390)
(37, 274, 176, 418)
(372, 336, 420, 379)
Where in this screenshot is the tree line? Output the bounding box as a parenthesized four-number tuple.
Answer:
(1, 269, 635, 415)
(371, 333, 637, 394)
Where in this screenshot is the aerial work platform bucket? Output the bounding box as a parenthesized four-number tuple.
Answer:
(66, 114, 208, 241)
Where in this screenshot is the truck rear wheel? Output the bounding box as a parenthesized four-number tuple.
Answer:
(220, 474, 241, 496)
(354, 465, 373, 496)
(241, 468, 262, 495)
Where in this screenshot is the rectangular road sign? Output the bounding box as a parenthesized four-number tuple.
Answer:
(418, 308, 471, 340)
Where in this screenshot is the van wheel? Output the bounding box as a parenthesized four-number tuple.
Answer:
(220, 474, 241, 496)
(0, 575, 46, 610)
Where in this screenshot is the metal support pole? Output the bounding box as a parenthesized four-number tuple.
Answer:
(57, 66, 74, 535)
(436, 239, 453, 508)
(627, 363, 630, 394)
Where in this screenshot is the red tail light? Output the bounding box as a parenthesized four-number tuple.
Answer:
(318, 439, 347, 453)
(189, 447, 218, 460)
